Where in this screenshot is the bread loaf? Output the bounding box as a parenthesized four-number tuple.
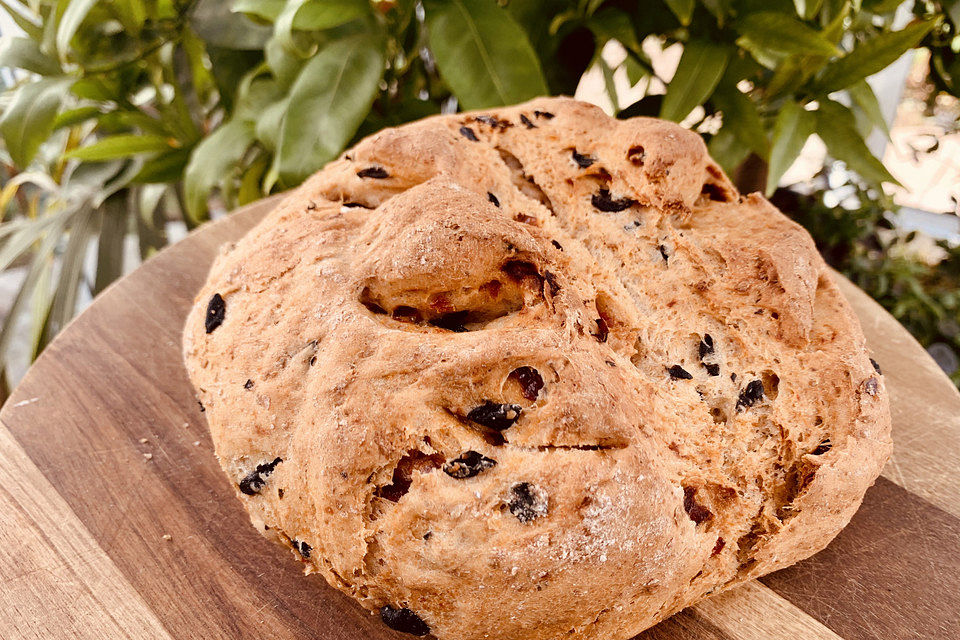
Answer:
(183, 97, 891, 639)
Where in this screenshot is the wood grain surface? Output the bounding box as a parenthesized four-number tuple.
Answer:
(2, 195, 959, 640)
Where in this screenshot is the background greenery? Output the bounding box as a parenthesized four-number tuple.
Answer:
(0, 0, 958, 397)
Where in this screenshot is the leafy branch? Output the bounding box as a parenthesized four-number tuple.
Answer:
(1, 0, 958, 397)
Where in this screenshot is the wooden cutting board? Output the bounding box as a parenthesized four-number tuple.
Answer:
(2, 195, 959, 640)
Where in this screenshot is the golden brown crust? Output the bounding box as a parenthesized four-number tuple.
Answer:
(183, 97, 891, 640)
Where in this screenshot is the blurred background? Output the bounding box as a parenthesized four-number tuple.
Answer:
(0, 0, 958, 400)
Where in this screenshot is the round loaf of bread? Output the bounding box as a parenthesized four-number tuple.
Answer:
(183, 97, 891, 639)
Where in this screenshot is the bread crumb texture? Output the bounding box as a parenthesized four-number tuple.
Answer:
(183, 97, 891, 640)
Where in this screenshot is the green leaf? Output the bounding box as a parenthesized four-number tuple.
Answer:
(238, 153, 269, 205)
(182, 27, 217, 103)
(423, 0, 548, 109)
(848, 79, 889, 138)
(64, 135, 174, 161)
(793, 0, 823, 19)
(699, 0, 733, 27)
(101, 110, 171, 137)
(0, 77, 70, 169)
(71, 77, 118, 101)
(56, 0, 98, 58)
(0, 216, 40, 242)
(26, 245, 55, 363)
(597, 56, 620, 113)
(816, 20, 937, 92)
(736, 12, 839, 58)
(131, 148, 192, 184)
(713, 88, 768, 160)
(0, 0, 42, 39)
(660, 40, 731, 122)
(0, 215, 62, 372)
(624, 55, 647, 86)
(849, 101, 873, 139)
(583, 0, 605, 16)
(766, 56, 806, 98)
(617, 93, 663, 120)
(275, 0, 369, 55)
(265, 35, 304, 88)
(98, 159, 144, 206)
(821, 1, 850, 43)
(766, 100, 814, 195)
(52, 106, 101, 130)
(588, 9, 641, 53)
(191, 0, 272, 50)
(64, 155, 122, 185)
(0, 37, 61, 75)
(44, 206, 96, 342)
(233, 0, 285, 22)
(722, 46, 766, 83)
(156, 0, 178, 19)
(819, 0, 848, 25)
(40, 0, 61, 56)
(0, 176, 43, 221)
(158, 63, 202, 143)
(815, 99, 897, 186)
(234, 69, 284, 121)
(111, 0, 147, 35)
(255, 96, 290, 152)
(205, 47, 263, 112)
(135, 183, 168, 256)
(94, 192, 128, 295)
(184, 118, 255, 223)
(505, 0, 567, 59)
(275, 33, 384, 185)
(665, 0, 696, 25)
(548, 10, 577, 36)
(707, 127, 750, 175)
(0, 215, 58, 275)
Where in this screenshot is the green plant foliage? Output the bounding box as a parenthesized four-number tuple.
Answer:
(65, 134, 176, 161)
(663, 0, 695, 26)
(184, 119, 256, 224)
(736, 11, 839, 59)
(712, 85, 768, 160)
(659, 40, 731, 122)
(816, 19, 938, 93)
(0, 37, 61, 75)
(815, 99, 899, 186)
(423, 0, 547, 109)
(274, 33, 385, 185)
(847, 79, 890, 138)
(0, 0, 957, 397)
(766, 100, 815, 196)
(0, 77, 72, 168)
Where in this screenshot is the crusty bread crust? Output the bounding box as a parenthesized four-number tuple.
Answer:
(183, 97, 891, 639)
